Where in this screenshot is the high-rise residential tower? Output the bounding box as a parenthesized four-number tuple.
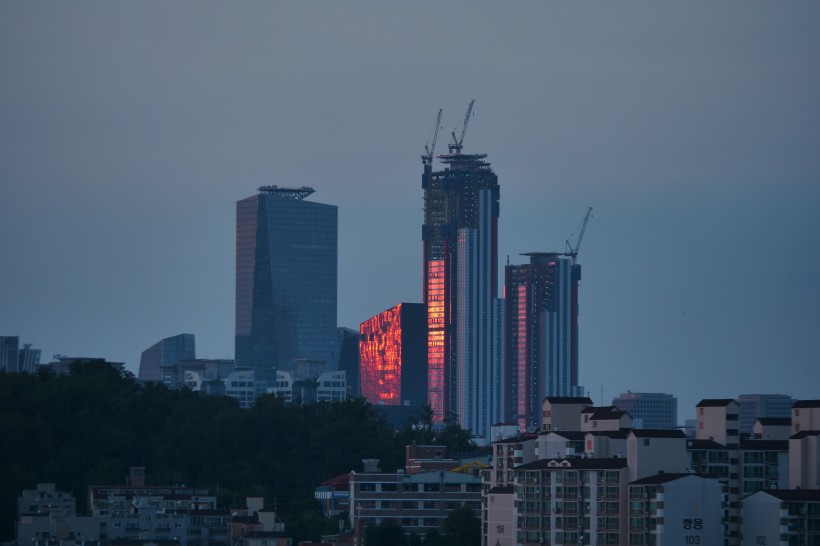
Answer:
(422, 121, 503, 436)
(235, 186, 338, 379)
(505, 253, 583, 430)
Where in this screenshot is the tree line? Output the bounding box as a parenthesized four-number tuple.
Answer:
(0, 361, 478, 544)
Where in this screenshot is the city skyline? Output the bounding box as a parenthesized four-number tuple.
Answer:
(1, 3, 819, 418)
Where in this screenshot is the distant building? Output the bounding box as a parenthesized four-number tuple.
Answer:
(792, 399, 820, 435)
(18, 343, 41, 372)
(580, 405, 633, 432)
(0, 336, 19, 372)
(737, 394, 795, 436)
(17, 484, 100, 546)
(422, 126, 504, 437)
(138, 333, 195, 383)
(505, 253, 583, 430)
(271, 368, 347, 404)
(347, 464, 483, 539)
(359, 303, 427, 407)
(223, 368, 269, 409)
(38, 356, 125, 375)
(612, 391, 678, 429)
(235, 185, 338, 378)
(752, 417, 791, 440)
(541, 396, 594, 432)
(336, 327, 360, 397)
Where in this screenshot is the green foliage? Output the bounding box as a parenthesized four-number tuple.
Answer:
(442, 503, 481, 546)
(0, 365, 409, 543)
(364, 519, 406, 546)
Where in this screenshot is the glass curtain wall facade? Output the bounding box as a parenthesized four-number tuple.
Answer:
(359, 303, 427, 407)
(505, 253, 583, 430)
(422, 150, 503, 437)
(138, 333, 196, 383)
(235, 186, 337, 380)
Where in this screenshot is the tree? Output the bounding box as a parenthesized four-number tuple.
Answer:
(443, 504, 481, 546)
(364, 519, 406, 546)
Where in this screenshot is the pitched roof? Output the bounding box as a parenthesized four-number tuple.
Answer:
(630, 429, 686, 438)
(630, 473, 697, 485)
(739, 439, 788, 451)
(696, 399, 737, 407)
(792, 400, 820, 408)
(540, 430, 587, 440)
(580, 406, 629, 420)
(586, 430, 630, 440)
(760, 489, 820, 502)
(686, 439, 727, 450)
(517, 457, 628, 470)
(545, 396, 594, 405)
(790, 430, 820, 440)
(756, 417, 790, 426)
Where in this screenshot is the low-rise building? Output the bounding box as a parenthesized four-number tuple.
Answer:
(347, 467, 482, 539)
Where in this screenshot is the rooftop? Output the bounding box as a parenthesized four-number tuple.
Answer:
(517, 457, 628, 471)
(257, 185, 315, 200)
(696, 399, 737, 407)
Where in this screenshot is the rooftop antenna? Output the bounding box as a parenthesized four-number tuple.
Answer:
(422, 109, 443, 165)
(448, 99, 475, 154)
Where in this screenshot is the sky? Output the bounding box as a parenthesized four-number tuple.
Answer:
(2, 2, 819, 421)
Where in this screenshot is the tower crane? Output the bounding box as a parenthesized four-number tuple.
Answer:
(564, 207, 593, 265)
(422, 109, 443, 165)
(448, 99, 475, 154)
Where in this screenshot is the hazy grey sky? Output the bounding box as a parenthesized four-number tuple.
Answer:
(2, 2, 818, 419)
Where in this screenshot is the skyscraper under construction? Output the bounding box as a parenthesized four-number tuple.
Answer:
(421, 103, 504, 437)
(505, 252, 584, 430)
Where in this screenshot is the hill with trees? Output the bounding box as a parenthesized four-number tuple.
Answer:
(0, 362, 477, 543)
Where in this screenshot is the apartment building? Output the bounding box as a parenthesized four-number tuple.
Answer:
(512, 457, 630, 546)
(627, 473, 724, 546)
(347, 467, 483, 539)
(741, 489, 820, 546)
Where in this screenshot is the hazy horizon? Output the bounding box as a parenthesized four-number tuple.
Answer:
(2, 2, 819, 421)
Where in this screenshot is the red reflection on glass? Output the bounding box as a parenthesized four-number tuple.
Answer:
(360, 304, 404, 405)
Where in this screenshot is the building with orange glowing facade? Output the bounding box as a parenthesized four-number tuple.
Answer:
(422, 137, 504, 438)
(359, 303, 427, 407)
(505, 252, 583, 431)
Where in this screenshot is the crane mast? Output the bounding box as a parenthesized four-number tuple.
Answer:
(448, 99, 475, 154)
(422, 108, 443, 165)
(564, 206, 593, 265)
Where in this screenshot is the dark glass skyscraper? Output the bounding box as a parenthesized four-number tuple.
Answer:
(505, 253, 583, 430)
(422, 140, 504, 436)
(235, 186, 337, 378)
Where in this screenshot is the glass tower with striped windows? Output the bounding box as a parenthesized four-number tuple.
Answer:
(422, 145, 503, 437)
(505, 252, 583, 430)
